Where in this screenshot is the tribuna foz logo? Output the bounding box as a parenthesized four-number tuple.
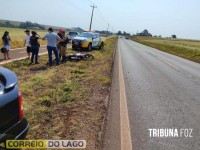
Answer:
(149, 129, 193, 138)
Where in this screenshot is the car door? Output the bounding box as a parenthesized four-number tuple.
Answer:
(96, 34, 101, 46)
(92, 34, 98, 47)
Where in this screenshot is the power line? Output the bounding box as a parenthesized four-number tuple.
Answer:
(96, 7, 108, 25)
(66, 0, 91, 16)
(84, 0, 109, 27)
(63, 0, 116, 32)
(88, 0, 95, 5)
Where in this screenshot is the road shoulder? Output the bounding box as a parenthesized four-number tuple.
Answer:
(103, 41, 121, 150)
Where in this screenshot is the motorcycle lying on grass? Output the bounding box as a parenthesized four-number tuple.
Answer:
(50, 53, 94, 64)
(66, 52, 94, 62)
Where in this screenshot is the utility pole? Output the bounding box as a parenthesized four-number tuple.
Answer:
(89, 5, 97, 31)
(107, 24, 110, 36)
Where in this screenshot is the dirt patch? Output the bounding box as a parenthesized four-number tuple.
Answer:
(29, 65, 48, 71)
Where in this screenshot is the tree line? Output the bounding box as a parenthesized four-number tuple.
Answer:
(117, 29, 177, 38)
(0, 21, 45, 30)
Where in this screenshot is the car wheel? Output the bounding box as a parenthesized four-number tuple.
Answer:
(88, 43, 92, 51)
(99, 43, 104, 50)
(84, 54, 94, 60)
(72, 45, 77, 51)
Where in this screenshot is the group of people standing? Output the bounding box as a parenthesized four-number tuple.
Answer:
(24, 29, 40, 64)
(43, 27, 69, 65)
(2, 27, 70, 66)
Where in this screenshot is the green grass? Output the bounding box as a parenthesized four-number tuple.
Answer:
(2, 36, 117, 150)
(132, 36, 200, 63)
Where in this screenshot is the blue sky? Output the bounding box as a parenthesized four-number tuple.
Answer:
(0, 0, 200, 39)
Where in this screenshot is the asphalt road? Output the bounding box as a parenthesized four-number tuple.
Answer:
(0, 45, 48, 64)
(104, 38, 200, 150)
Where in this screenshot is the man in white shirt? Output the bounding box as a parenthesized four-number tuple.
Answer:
(24, 30, 31, 59)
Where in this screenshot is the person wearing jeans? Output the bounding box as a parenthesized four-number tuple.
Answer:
(30, 31, 40, 64)
(47, 46, 59, 65)
(43, 27, 61, 66)
(31, 45, 39, 64)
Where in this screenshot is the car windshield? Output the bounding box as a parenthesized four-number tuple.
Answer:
(69, 32, 78, 36)
(79, 32, 93, 38)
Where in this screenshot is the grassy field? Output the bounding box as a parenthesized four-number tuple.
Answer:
(132, 36, 200, 63)
(2, 37, 117, 150)
(0, 27, 47, 48)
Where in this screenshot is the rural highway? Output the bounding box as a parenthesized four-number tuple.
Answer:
(103, 38, 200, 150)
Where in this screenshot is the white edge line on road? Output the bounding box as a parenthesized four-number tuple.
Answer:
(119, 46, 133, 150)
(157, 57, 180, 70)
(0, 52, 48, 65)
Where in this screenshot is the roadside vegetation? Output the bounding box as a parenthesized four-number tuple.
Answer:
(132, 36, 200, 63)
(2, 37, 117, 150)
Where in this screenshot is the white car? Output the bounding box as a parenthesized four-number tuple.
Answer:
(72, 32, 104, 51)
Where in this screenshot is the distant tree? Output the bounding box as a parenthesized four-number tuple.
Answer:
(143, 29, 148, 35)
(120, 31, 131, 36)
(19, 22, 27, 28)
(0, 21, 16, 28)
(137, 29, 152, 37)
(117, 31, 122, 35)
(19, 21, 45, 29)
(5, 21, 10, 27)
(172, 35, 177, 38)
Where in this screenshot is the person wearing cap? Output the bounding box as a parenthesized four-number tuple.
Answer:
(24, 30, 32, 59)
(57, 29, 69, 62)
(30, 31, 40, 64)
(2, 31, 11, 59)
(42, 27, 61, 66)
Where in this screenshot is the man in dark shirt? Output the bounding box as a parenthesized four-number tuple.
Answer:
(30, 31, 40, 64)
